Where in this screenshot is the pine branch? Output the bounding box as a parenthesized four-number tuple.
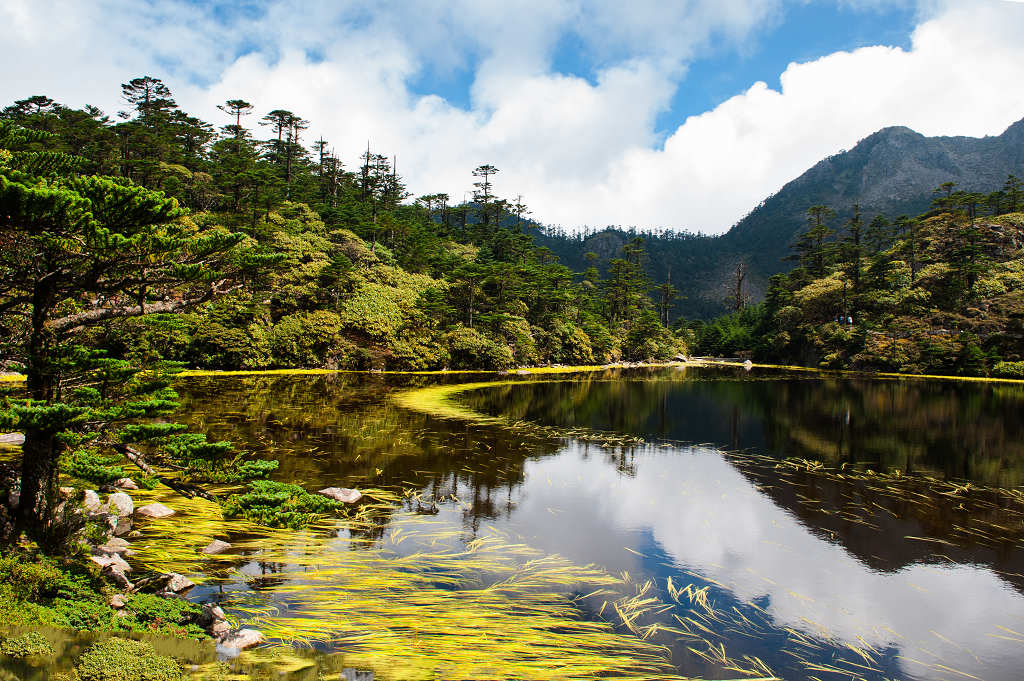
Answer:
(45, 281, 240, 334)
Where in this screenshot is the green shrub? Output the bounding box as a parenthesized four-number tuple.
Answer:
(386, 334, 449, 371)
(444, 327, 515, 370)
(622, 311, 677, 361)
(63, 447, 126, 485)
(0, 631, 54, 657)
(269, 311, 344, 367)
(222, 480, 346, 528)
(993, 360, 1024, 378)
(75, 638, 184, 681)
(540, 321, 594, 365)
(114, 593, 206, 639)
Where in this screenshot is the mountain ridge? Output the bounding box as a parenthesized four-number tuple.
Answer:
(539, 116, 1024, 318)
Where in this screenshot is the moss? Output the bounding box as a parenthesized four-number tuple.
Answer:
(0, 631, 55, 657)
(75, 638, 184, 681)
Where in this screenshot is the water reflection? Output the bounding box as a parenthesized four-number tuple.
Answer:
(74, 368, 1024, 679)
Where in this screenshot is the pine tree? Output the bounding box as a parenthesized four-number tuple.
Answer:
(0, 121, 268, 540)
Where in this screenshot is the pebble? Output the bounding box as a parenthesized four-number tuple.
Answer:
(109, 594, 126, 609)
(0, 433, 24, 446)
(96, 538, 131, 554)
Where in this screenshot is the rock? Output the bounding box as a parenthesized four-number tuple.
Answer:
(0, 432, 24, 446)
(59, 486, 76, 499)
(91, 553, 132, 573)
(218, 628, 263, 651)
(102, 565, 133, 590)
(136, 502, 175, 518)
(155, 590, 188, 601)
(201, 539, 232, 555)
(210, 620, 231, 638)
(164, 573, 195, 593)
(107, 492, 134, 517)
(112, 477, 139, 491)
(113, 515, 133, 537)
(316, 487, 362, 504)
(202, 603, 227, 622)
(743, 359, 754, 370)
(96, 538, 130, 554)
(109, 594, 126, 609)
(341, 669, 375, 681)
(83, 489, 101, 512)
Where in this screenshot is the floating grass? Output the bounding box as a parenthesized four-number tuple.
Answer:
(126, 485, 695, 680)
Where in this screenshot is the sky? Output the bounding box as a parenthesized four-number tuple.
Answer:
(3, 0, 1024, 234)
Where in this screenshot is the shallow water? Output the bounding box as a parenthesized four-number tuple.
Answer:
(7, 366, 1024, 680)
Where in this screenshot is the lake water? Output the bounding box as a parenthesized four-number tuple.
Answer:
(8, 365, 1024, 680)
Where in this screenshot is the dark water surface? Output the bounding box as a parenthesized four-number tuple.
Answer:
(9, 366, 1024, 680)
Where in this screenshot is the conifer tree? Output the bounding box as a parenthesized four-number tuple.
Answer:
(0, 121, 268, 540)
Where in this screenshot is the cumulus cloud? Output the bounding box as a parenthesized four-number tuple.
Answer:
(1, 0, 1023, 233)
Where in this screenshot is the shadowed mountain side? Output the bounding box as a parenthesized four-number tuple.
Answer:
(537, 117, 1024, 318)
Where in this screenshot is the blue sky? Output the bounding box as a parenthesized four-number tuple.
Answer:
(2, 0, 1023, 233)
(406, 1, 920, 132)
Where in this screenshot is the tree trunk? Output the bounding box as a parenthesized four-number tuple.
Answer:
(16, 284, 61, 536)
(16, 429, 58, 536)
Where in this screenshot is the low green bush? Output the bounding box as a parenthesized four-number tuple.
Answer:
(75, 638, 184, 681)
(993, 360, 1024, 378)
(0, 631, 55, 657)
(222, 480, 346, 528)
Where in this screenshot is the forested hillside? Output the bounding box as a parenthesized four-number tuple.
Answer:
(0, 78, 682, 373)
(540, 118, 1024, 319)
(686, 185, 1024, 377)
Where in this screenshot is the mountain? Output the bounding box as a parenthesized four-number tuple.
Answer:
(538, 116, 1024, 319)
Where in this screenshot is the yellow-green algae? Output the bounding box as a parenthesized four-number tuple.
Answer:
(128, 486, 698, 680)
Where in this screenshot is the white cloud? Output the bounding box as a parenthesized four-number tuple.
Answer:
(1, 0, 1023, 234)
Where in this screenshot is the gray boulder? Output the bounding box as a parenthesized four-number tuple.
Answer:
(107, 492, 133, 517)
(83, 489, 101, 512)
(164, 573, 195, 593)
(136, 502, 175, 518)
(201, 539, 232, 555)
(316, 487, 362, 504)
(218, 628, 263, 651)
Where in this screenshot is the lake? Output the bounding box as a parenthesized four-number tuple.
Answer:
(8, 365, 1024, 680)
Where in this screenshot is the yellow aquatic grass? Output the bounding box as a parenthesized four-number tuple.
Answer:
(126, 486, 696, 680)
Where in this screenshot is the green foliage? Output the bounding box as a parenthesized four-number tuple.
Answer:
(269, 311, 344, 367)
(687, 183, 1024, 377)
(0, 631, 55, 658)
(63, 448, 126, 485)
(622, 310, 677, 361)
(445, 327, 515, 370)
(993, 361, 1024, 378)
(222, 480, 346, 528)
(75, 638, 184, 681)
